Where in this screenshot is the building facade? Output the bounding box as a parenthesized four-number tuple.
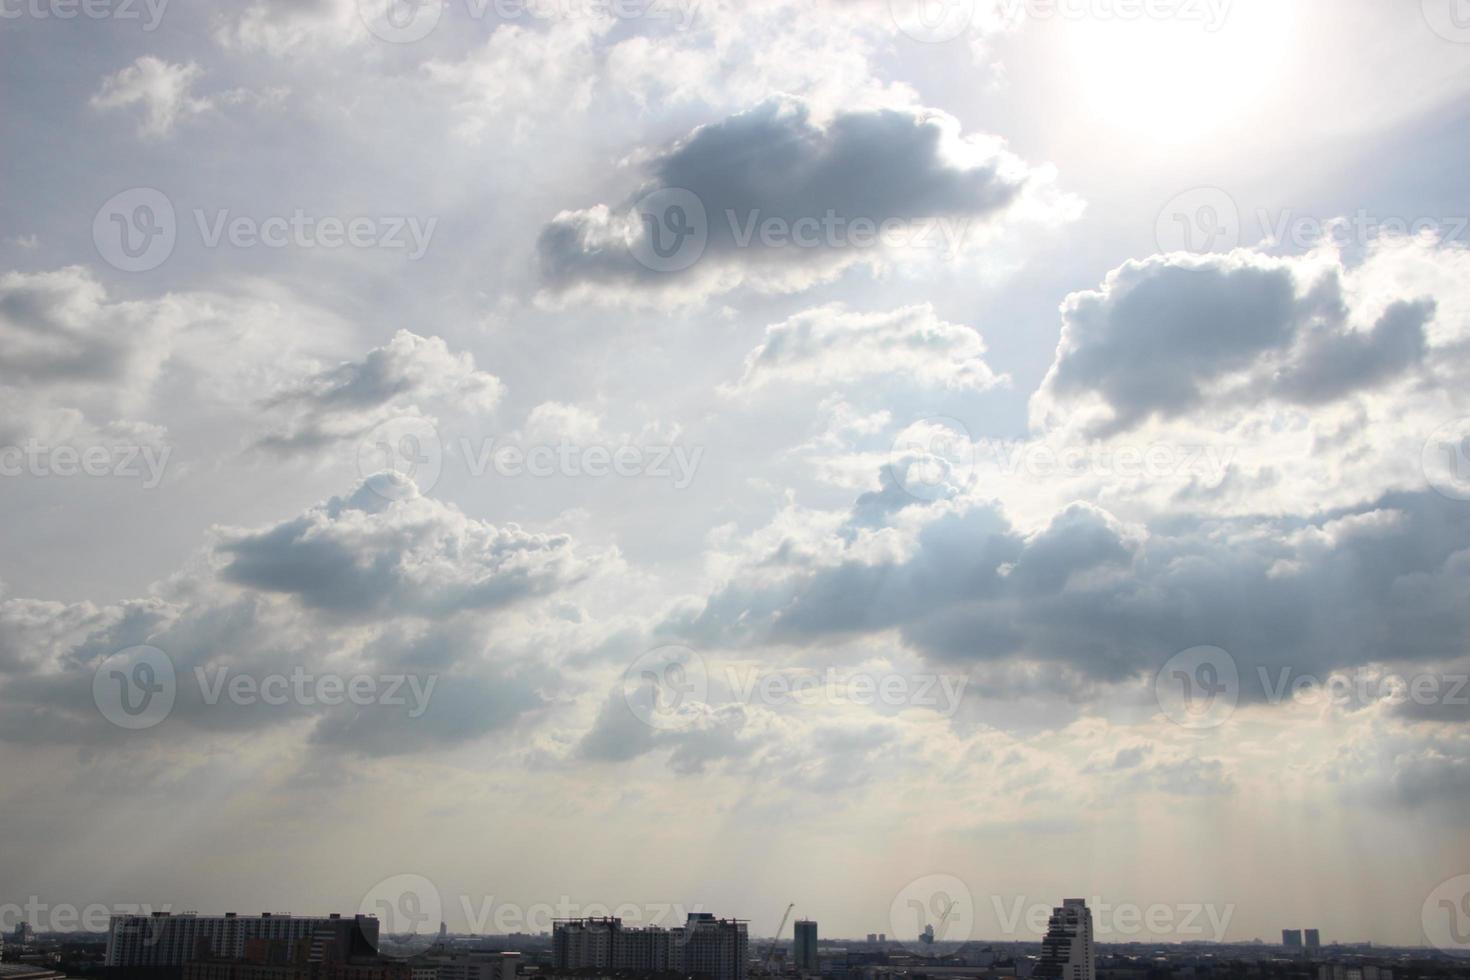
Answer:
(552, 915, 745, 980)
(107, 913, 380, 968)
(1032, 900, 1094, 980)
(793, 921, 817, 972)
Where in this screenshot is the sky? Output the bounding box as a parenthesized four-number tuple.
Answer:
(2, 0, 1470, 953)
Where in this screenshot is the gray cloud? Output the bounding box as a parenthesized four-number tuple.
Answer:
(667, 487, 1470, 707)
(1034, 253, 1435, 436)
(215, 475, 593, 616)
(257, 330, 504, 452)
(537, 99, 1060, 304)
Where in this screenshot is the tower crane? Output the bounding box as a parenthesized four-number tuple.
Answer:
(763, 903, 796, 971)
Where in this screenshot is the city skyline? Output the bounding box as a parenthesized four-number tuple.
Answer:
(2, 0, 1470, 961)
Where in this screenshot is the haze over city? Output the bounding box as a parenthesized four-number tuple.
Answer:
(2, 0, 1470, 968)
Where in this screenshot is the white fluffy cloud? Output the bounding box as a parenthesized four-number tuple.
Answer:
(91, 57, 212, 137)
(257, 330, 504, 452)
(727, 303, 1007, 393)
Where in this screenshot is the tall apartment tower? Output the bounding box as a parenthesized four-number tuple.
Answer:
(793, 920, 818, 972)
(1283, 930, 1303, 949)
(1305, 929, 1321, 950)
(1033, 900, 1095, 980)
(674, 913, 748, 980)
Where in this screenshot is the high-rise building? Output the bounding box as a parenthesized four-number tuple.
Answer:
(106, 913, 380, 968)
(553, 915, 745, 980)
(793, 921, 817, 972)
(674, 913, 747, 980)
(1033, 900, 1094, 980)
(1284, 930, 1303, 949)
(1305, 929, 1321, 950)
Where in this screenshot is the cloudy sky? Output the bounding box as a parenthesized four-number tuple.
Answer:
(3, 0, 1470, 952)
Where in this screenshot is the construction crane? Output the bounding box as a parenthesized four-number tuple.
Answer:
(763, 903, 796, 971)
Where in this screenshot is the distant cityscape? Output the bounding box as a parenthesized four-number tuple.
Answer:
(0, 900, 1465, 980)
